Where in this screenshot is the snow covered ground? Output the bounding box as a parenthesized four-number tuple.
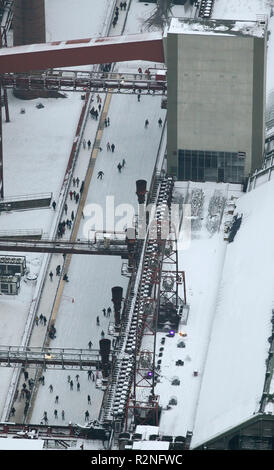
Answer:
(0, 0, 116, 421)
(156, 182, 242, 438)
(29, 0, 167, 428)
(191, 177, 274, 448)
(0, 0, 272, 450)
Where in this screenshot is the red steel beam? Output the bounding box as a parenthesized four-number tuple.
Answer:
(0, 33, 165, 73)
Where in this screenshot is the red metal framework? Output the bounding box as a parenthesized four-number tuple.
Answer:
(0, 32, 165, 73)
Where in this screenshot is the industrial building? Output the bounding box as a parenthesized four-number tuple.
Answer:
(165, 17, 267, 183)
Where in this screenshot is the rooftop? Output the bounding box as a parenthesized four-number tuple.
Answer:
(166, 17, 266, 39)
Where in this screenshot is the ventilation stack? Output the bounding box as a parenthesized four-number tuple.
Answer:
(99, 338, 111, 378)
(13, 0, 46, 99)
(136, 180, 147, 205)
(111, 286, 123, 329)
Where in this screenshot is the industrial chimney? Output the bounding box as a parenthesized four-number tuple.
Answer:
(13, 0, 48, 99)
(13, 0, 46, 47)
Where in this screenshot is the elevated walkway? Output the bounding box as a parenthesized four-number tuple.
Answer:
(0, 345, 113, 370)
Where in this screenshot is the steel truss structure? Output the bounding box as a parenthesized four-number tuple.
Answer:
(0, 69, 167, 95)
(0, 345, 112, 370)
(0, 237, 129, 257)
(125, 176, 185, 429)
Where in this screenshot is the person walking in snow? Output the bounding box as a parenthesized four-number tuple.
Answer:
(82, 138, 86, 149)
(73, 177, 76, 187)
(107, 307, 111, 317)
(88, 139, 91, 150)
(69, 190, 73, 200)
(76, 177, 80, 187)
(87, 370, 92, 380)
(70, 380, 73, 390)
(54, 409, 58, 419)
(101, 330, 105, 338)
(43, 316, 47, 327)
(102, 308, 106, 317)
(88, 340, 93, 350)
(77, 382, 80, 391)
(122, 158, 126, 168)
(67, 375, 71, 383)
(56, 265, 61, 276)
(61, 410, 65, 420)
(87, 394, 91, 405)
(97, 171, 104, 179)
(71, 210, 74, 221)
(107, 142, 111, 151)
(49, 271, 53, 281)
(49, 384, 53, 393)
(96, 316, 100, 325)
(80, 181, 84, 194)
(55, 395, 59, 404)
(24, 370, 29, 381)
(98, 103, 101, 112)
(117, 163, 122, 173)
(75, 193, 79, 204)
(111, 143, 115, 152)
(52, 200, 56, 210)
(85, 410, 90, 421)
(64, 203, 68, 215)
(145, 119, 149, 128)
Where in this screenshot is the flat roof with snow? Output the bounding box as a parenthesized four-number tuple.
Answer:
(166, 17, 266, 38)
(0, 438, 44, 450)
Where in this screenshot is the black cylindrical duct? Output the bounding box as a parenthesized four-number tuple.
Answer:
(99, 338, 111, 378)
(136, 180, 147, 204)
(111, 286, 123, 326)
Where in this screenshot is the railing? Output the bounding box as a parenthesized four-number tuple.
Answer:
(1, 70, 167, 95)
(247, 152, 274, 191)
(0, 229, 43, 238)
(0, 345, 109, 369)
(0, 192, 52, 203)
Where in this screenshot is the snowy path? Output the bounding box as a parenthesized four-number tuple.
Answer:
(28, 0, 166, 428)
(0, 0, 116, 423)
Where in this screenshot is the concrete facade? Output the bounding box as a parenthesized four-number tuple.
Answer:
(165, 19, 267, 182)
